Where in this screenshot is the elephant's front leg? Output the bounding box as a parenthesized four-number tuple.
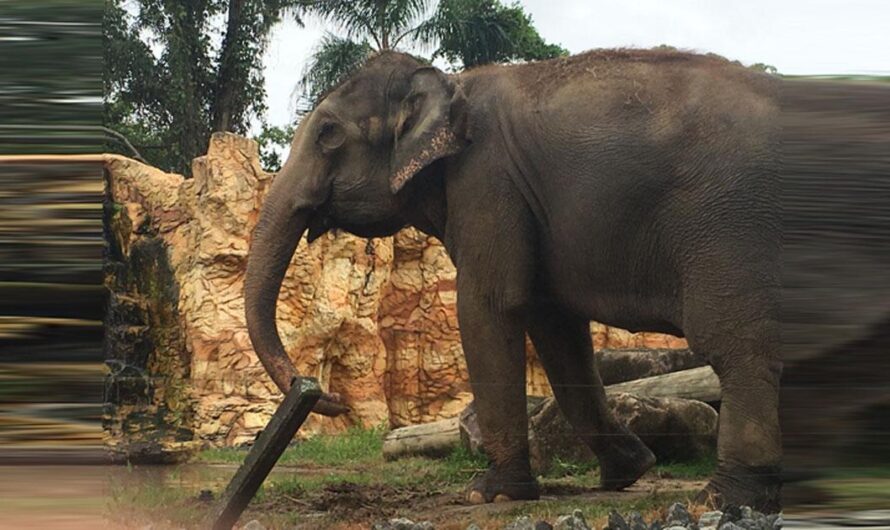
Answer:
(458, 288, 538, 504)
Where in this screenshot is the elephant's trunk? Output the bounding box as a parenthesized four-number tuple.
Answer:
(244, 189, 308, 395)
(244, 139, 348, 416)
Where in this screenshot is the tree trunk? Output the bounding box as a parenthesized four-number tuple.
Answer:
(212, 0, 243, 133)
(605, 366, 721, 402)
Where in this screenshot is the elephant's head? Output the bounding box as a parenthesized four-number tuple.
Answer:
(244, 52, 467, 415)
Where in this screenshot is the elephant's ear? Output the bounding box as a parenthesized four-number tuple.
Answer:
(390, 67, 467, 193)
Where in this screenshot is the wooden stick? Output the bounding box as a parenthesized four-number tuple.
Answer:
(208, 377, 321, 530)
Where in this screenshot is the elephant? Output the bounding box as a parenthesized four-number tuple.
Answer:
(243, 49, 890, 512)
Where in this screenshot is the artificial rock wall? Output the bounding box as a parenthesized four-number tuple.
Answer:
(103, 133, 686, 453)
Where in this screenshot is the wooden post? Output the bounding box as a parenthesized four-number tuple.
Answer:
(208, 377, 322, 530)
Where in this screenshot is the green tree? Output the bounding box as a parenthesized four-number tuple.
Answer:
(421, 0, 567, 68)
(749, 62, 779, 75)
(295, 0, 430, 108)
(301, 34, 375, 105)
(255, 123, 296, 172)
(298, 0, 565, 106)
(103, 0, 304, 174)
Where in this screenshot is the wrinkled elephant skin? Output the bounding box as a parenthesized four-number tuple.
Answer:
(243, 50, 890, 511)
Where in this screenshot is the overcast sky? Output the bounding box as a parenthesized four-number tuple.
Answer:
(259, 0, 890, 130)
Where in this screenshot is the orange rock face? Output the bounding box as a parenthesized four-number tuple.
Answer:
(104, 133, 686, 448)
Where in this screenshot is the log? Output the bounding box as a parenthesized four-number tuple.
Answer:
(597, 348, 706, 385)
(382, 417, 460, 461)
(606, 365, 721, 402)
(381, 366, 722, 461)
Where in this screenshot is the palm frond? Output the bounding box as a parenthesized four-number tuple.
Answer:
(299, 33, 373, 108)
(298, 0, 433, 50)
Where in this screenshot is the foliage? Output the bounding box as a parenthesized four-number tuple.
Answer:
(294, 0, 431, 106)
(103, 0, 305, 174)
(421, 0, 568, 68)
(302, 0, 431, 50)
(255, 123, 296, 172)
(300, 34, 375, 106)
(297, 0, 565, 106)
(104, 0, 565, 170)
(749, 62, 779, 74)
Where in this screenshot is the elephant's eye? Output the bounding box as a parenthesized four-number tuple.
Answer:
(317, 121, 346, 152)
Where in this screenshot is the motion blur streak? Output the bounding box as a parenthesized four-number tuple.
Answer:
(0, 1, 106, 528)
(778, 77, 890, 512)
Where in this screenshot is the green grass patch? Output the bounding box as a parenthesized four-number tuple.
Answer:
(654, 454, 717, 480)
(543, 456, 599, 479)
(263, 444, 489, 497)
(198, 423, 387, 467)
(123, 426, 716, 528)
(198, 427, 489, 499)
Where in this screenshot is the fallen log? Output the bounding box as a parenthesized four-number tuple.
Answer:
(597, 348, 705, 385)
(382, 417, 460, 461)
(606, 365, 721, 402)
(382, 365, 721, 461)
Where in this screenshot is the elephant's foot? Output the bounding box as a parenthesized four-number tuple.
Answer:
(597, 431, 656, 491)
(466, 466, 539, 504)
(697, 465, 782, 513)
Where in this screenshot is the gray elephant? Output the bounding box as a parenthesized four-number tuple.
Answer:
(243, 49, 890, 512)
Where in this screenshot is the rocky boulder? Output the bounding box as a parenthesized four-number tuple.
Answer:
(457, 394, 717, 474)
(527, 394, 718, 473)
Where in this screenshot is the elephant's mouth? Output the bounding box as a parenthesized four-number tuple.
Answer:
(332, 215, 408, 239)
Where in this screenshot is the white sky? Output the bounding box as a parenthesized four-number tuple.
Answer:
(259, 0, 890, 130)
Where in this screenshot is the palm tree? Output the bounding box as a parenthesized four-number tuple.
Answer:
(296, 0, 432, 107)
(295, 0, 566, 108)
(419, 0, 567, 68)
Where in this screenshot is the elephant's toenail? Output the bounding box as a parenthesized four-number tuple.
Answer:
(493, 494, 513, 503)
(467, 490, 486, 504)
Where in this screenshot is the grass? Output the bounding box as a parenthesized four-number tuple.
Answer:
(198, 424, 388, 468)
(653, 454, 718, 480)
(259, 443, 491, 499)
(111, 426, 718, 529)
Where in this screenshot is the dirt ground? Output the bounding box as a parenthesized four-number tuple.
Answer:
(243, 473, 707, 530)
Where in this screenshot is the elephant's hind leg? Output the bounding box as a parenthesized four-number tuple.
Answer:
(685, 301, 783, 512)
(528, 305, 655, 490)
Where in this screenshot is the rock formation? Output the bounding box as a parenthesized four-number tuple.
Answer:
(103, 133, 687, 455)
(527, 394, 718, 473)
